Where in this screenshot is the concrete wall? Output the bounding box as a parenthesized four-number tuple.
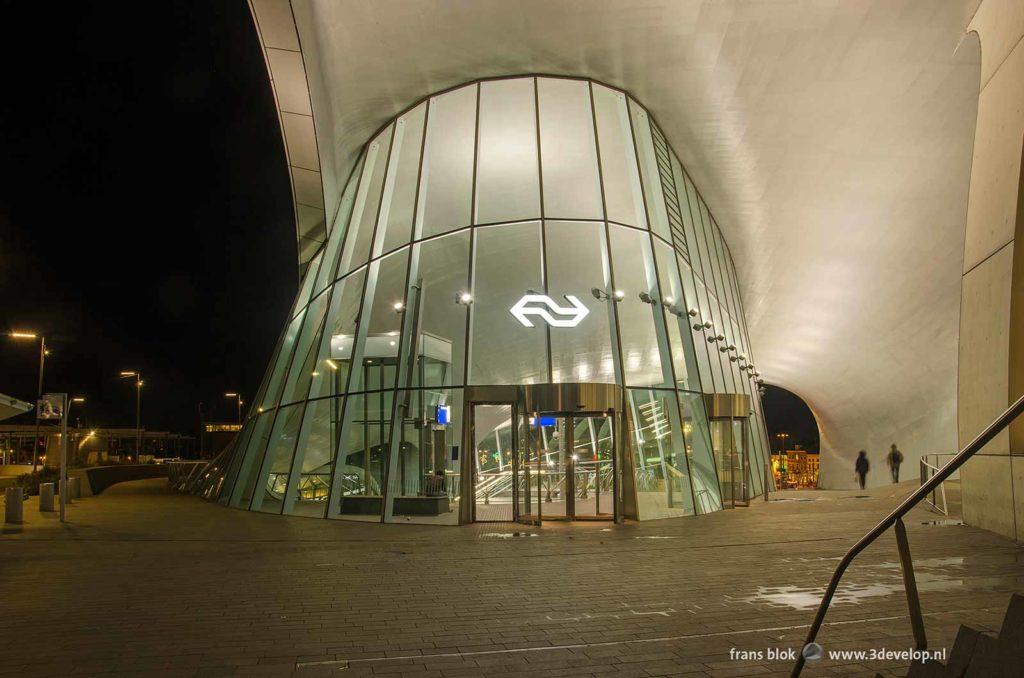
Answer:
(958, 0, 1024, 540)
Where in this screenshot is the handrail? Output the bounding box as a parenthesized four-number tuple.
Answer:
(792, 393, 1024, 676)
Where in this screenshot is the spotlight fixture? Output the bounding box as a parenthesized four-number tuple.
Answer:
(393, 301, 405, 312)
(707, 334, 725, 343)
(693, 320, 713, 331)
(613, 290, 625, 300)
(719, 343, 736, 354)
(455, 291, 473, 305)
(687, 308, 699, 317)
(638, 292, 654, 304)
(662, 296, 674, 305)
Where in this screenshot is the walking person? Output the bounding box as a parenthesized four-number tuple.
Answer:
(887, 443, 904, 484)
(854, 450, 870, 490)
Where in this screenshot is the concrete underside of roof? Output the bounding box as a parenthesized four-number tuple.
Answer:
(253, 0, 985, 488)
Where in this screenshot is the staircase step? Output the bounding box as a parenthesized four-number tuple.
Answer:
(944, 625, 985, 677)
(997, 593, 1024, 648)
(905, 658, 945, 678)
(963, 631, 1000, 677)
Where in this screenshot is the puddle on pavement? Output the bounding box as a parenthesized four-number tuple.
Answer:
(736, 556, 1018, 610)
(479, 532, 539, 539)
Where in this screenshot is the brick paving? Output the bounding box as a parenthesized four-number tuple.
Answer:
(1, 479, 1021, 677)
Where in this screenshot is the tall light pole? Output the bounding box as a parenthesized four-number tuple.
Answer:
(67, 397, 85, 465)
(224, 392, 243, 424)
(120, 371, 142, 460)
(9, 331, 47, 470)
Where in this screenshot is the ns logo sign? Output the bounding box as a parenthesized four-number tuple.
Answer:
(509, 294, 590, 328)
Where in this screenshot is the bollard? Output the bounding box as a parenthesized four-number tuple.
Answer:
(5, 487, 24, 524)
(39, 483, 55, 512)
(59, 479, 73, 505)
(70, 476, 81, 499)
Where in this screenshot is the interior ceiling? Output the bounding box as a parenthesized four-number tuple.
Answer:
(287, 0, 983, 487)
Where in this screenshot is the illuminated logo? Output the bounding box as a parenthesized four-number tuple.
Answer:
(510, 294, 589, 328)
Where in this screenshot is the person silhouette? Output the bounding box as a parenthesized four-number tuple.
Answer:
(855, 450, 870, 490)
(887, 444, 904, 483)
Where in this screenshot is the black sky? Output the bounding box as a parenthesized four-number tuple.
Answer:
(1, 1, 296, 432)
(762, 385, 820, 453)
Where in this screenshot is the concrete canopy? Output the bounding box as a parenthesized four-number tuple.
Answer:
(248, 0, 983, 487)
(0, 393, 32, 422)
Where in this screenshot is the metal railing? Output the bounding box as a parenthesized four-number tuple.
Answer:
(792, 393, 1024, 676)
(919, 453, 956, 516)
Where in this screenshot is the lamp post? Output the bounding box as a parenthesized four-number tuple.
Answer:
(119, 371, 142, 460)
(67, 397, 85, 465)
(9, 331, 47, 470)
(224, 392, 243, 424)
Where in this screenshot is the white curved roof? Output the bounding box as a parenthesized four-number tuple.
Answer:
(248, 0, 982, 487)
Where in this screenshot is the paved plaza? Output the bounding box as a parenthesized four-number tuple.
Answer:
(1, 479, 1022, 677)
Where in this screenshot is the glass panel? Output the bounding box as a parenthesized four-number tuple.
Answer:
(217, 418, 256, 504)
(537, 78, 602, 219)
(627, 389, 695, 519)
(668, 153, 690, 257)
(260, 310, 306, 409)
(331, 391, 393, 521)
(230, 412, 275, 508)
(469, 222, 548, 385)
(315, 151, 365, 294)
(592, 84, 646, 228)
(309, 268, 366, 399)
(293, 250, 323, 315)
(476, 78, 540, 224)
(338, 125, 393, 277)
(411, 231, 470, 388)
(678, 255, 713, 392)
(679, 391, 722, 513)
(250, 404, 304, 514)
(653, 239, 696, 390)
(608, 225, 666, 387)
(628, 98, 670, 240)
(473, 404, 515, 521)
(347, 248, 410, 393)
(385, 388, 462, 525)
(545, 221, 615, 383)
(517, 413, 539, 523)
(539, 416, 567, 518)
(284, 396, 343, 517)
(375, 103, 427, 255)
(572, 415, 614, 518)
(279, 292, 330, 405)
(417, 84, 476, 238)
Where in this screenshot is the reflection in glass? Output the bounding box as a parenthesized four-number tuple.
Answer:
(537, 78, 602, 219)
(251, 404, 304, 514)
(627, 389, 695, 519)
(476, 79, 540, 224)
(329, 391, 393, 521)
(284, 397, 342, 517)
(545, 221, 615, 383)
(608, 225, 667, 387)
(592, 84, 646, 228)
(469, 222, 547, 385)
(418, 85, 476, 238)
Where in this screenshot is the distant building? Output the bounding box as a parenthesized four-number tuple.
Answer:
(0, 425, 195, 466)
(201, 422, 241, 458)
(772, 448, 819, 489)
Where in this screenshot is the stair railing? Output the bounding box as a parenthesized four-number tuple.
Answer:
(792, 394, 1024, 676)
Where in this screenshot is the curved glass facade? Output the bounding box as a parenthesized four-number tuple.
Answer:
(195, 76, 773, 524)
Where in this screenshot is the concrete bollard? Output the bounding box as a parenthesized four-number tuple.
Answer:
(70, 476, 81, 499)
(5, 487, 24, 524)
(39, 483, 55, 512)
(59, 479, 72, 505)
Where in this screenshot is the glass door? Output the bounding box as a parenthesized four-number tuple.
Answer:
(572, 415, 614, 519)
(710, 417, 750, 508)
(472, 404, 515, 521)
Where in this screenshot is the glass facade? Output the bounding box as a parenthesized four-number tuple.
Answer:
(193, 76, 772, 524)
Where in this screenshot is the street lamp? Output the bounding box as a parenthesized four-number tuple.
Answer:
(119, 371, 142, 460)
(9, 331, 46, 470)
(224, 392, 243, 424)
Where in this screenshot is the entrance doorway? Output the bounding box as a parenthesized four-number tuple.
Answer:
(710, 417, 750, 508)
(470, 404, 616, 523)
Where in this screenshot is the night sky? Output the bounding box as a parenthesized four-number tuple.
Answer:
(762, 385, 820, 453)
(0, 2, 295, 433)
